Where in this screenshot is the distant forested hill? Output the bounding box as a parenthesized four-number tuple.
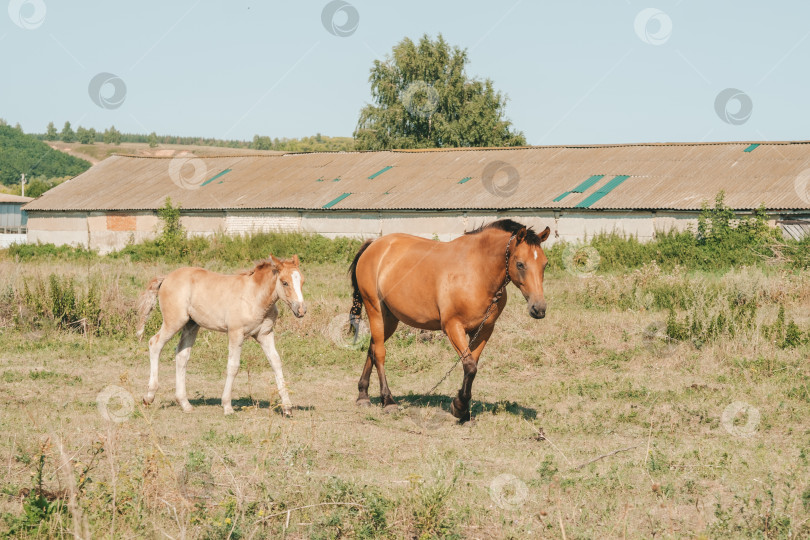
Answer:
(0, 125, 91, 186)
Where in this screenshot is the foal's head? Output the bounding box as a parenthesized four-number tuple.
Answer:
(508, 226, 551, 319)
(268, 254, 307, 318)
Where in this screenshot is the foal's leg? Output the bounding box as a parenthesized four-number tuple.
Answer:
(255, 329, 293, 417)
(444, 320, 494, 420)
(174, 321, 200, 413)
(221, 329, 245, 415)
(144, 316, 187, 405)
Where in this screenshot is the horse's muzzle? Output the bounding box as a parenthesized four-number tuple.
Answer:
(292, 302, 307, 318)
(529, 301, 546, 319)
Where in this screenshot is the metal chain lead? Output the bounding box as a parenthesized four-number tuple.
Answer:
(404, 232, 518, 408)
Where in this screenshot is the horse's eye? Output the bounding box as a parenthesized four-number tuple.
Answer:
(281, 281, 289, 287)
(516, 262, 525, 270)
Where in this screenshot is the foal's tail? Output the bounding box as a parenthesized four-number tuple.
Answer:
(136, 276, 164, 341)
(348, 240, 373, 324)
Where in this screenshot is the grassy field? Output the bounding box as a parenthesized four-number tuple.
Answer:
(44, 141, 284, 165)
(1, 253, 809, 538)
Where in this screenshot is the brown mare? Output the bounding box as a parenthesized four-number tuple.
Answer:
(348, 219, 550, 420)
(136, 255, 306, 416)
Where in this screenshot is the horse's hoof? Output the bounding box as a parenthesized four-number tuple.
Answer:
(383, 403, 399, 413)
(176, 399, 194, 413)
(142, 396, 153, 406)
(356, 398, 372, 407)
(450, 399, 468, 420)
(223, 407, 235, 416)
(283, 409, 293, 418)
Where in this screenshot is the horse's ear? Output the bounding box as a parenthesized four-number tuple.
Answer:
(538, 226, 551, 243)
(291, 254, 300, 266)
(515, 227, 528, 244)
(268, 254, 282, 268)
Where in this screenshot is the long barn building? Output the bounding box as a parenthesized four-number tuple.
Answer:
(23, 142, 810, 253)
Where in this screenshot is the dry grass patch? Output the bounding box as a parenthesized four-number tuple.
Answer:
(0, 261, 808, 538)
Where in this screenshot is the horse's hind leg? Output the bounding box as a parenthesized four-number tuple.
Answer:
(221, 330, 245, 415)
(144, 317, 186, 405)
(365, 307, 399, 411)
(174, 321, 200, 413)
(356, 351, 374, 407)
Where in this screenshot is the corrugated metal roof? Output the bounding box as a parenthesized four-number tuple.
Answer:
(0, 194, 34, 204)
(23, 141, 810, 212)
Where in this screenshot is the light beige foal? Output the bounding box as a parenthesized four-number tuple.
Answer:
(136, 255, 306, 416)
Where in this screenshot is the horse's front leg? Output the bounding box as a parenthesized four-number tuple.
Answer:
(443, 320, 494, 421)
(221, 329, 245, 415)
(255, 329, 293, 417)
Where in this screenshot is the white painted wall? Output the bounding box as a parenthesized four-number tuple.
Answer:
(0, 234, 26, 248)
(226, 211, 301, 234)
(22, 208, 715, 252)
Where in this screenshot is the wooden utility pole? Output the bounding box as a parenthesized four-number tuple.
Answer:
(20, 173, 25, 197)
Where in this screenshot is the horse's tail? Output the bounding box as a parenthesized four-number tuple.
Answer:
(136, 276, 164, 341)
(348, 240, 373, 324)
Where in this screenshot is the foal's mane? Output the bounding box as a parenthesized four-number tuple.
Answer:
(240, 259, 280, 277)
(465, 219, 544, 247)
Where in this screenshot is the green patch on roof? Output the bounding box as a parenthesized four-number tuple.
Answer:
(316, 177, 324, 182)
(571, 175, 605, 193)
(574, 175, 631, 208)
(200, 168, 232, 187)
(458, 177, 471, 184)
(368, 166, 393, 179)
(332, 178, 341, 182)
(553, 191, 571, 202)
(744, 143, 760, 153)
(323, 192, 351, 208)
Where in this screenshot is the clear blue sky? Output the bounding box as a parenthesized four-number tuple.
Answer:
(2, 0, 808, 145)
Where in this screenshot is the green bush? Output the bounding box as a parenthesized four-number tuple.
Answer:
(548, 192, 795, 274)
(6, 242, 98, 261)
(19, 274, 102, 334)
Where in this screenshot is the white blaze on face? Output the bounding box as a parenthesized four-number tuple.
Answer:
(291, 271, 304, 303)
(533, 249, 538, 260)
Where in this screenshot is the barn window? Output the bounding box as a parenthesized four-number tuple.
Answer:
(575, 175, 631, 208)
(571, 175, 605, 193)
(553, 191, 572, 202)
(323, 193, 351, 208)
(200, 168, 232, 186)
(553, 174, 605, 201)
(368, 166, 393, 179)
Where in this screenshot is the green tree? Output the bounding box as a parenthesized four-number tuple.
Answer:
(0, 125, 90, 186)
(103, 125, 122, 145)
(24, 176, 65, 198)
(157, 198, 187, 260)
(354, 34, 526, 150)
(45, 122, 57, 140)
(60, 121, 75, 143)
(252, 135, 272, 150)
(148, 131, 158, 148)
(76, 126, 96, 145)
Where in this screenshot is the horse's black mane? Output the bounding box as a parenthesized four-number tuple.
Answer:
(465, 219, 544, 246)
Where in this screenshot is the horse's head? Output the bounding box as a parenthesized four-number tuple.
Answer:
(270, 254, 307, 318)
(508, 226, 551, 319)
